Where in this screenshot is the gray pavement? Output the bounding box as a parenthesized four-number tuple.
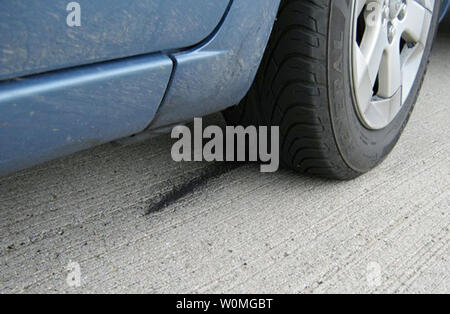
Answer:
(0, 27, 449, 294)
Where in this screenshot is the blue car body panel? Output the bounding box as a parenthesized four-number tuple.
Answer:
(150, 0, 281, 129)
(441, 0, 449, 21)
(0, 55, 172, 174)
(0, 0, 447, 176)
(0, 0, 229, 80)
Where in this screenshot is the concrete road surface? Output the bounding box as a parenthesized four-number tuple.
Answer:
(0, 27, 449, 294)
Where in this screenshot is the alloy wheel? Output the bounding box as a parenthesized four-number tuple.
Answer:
(351, 0, 434, 129)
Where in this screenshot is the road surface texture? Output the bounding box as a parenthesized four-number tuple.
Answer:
(0, 26, 449, 294)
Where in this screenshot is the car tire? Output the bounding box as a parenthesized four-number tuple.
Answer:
(223, 0, 442, 179)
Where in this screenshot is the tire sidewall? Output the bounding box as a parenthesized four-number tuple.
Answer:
(327, 0, 441, 173)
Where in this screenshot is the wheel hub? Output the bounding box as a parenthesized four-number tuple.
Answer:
(350, 0, 434, 129)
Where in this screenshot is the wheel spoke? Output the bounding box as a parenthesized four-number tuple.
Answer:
(364, 102, 389, 127)
(402, 0, 429, 44)
(399, 1, 433, 100)
(353, 45, 374, 113)
(368, 88, 402, 128)
(353, 2, 388, 113)
(360, 10, 388, 85)
(378, 42, 402, 98)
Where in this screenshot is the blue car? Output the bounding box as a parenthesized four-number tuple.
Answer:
(1, 0, 448, 179)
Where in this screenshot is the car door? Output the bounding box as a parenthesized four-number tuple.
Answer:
(0, 0, 230, 80)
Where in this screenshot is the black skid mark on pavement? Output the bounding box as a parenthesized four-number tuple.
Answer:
(144, 162, 245, 215)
